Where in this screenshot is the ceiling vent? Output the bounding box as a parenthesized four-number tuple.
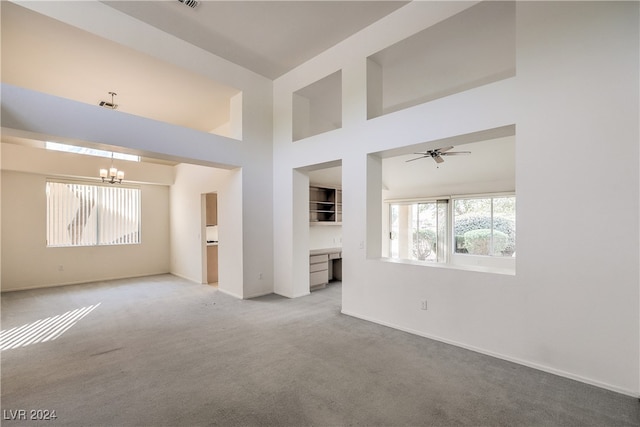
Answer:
(178, 0, 199, 9)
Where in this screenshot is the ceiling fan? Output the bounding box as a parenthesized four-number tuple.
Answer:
(406, 146, 471, 164)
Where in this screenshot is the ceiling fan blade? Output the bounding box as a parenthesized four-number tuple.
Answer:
(434, 155, 444, 164)
(406, 156, 427, 162)
(437, 146, 455, 153)
(441, 151, 471, 156)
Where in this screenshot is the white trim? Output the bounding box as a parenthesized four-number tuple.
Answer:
(385, 191, 515, 204)
(45, 141, 140, 162)
(0, 273, 170, 293)
(216, 287, 243, 300)
(243, 290, 274, 300)
(341, 309, 639, 398)
(46, 181, 141, 248)
(292, 291, 312, 298)
(450, 191, 515, 200)
(385, 194, 516, 273)
(376, 256, 515, 276)
(46, 177, 142, 190)
(385, 196, 450, 204)
(166, 271, 199, 284)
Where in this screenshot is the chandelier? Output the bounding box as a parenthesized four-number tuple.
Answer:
(99, 153, 124, 184)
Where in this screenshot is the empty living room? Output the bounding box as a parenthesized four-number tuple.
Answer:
(2, 1, 639, 426)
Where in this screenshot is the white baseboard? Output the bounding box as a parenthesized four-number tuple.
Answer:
(170, 271, 200, 284)
(341, 309, 639, 399)
(243, 290, 273, 299)
(216, 287, 243, 299)
(0, 272, 171, 293)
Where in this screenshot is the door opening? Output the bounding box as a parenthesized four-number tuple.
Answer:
(205, 192, 218, 286)
(307, 163, 342, 293)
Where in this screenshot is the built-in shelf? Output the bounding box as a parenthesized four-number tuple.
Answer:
(309, 185, 342, 224)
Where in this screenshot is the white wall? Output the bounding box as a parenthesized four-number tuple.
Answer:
(0, 144, 2, 291)
(309, 225, 342, 250)
(3, 0, 638, 398)
(514, 0, 639, 395)
(1, 142, 175, 186)
(1, 0, 274, 299)
(372, 1, 515, 115)
(273, 1, 639, 397)
(169, 163, 244, 299)
(1, 168, 170, 291)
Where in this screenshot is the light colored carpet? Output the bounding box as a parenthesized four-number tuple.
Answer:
(1, 274, 638, 426)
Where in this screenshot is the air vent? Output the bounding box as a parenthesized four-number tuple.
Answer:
(178, 0, 199, 8)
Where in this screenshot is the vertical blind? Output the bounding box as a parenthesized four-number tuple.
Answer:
(46, 182, 140, 247)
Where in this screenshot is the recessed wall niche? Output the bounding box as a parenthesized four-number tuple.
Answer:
(292, 71, 342, 141)
(367, 1, 515, 119)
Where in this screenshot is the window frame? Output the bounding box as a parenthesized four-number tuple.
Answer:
(386, 192, 515, 272)
(388, 198, 449, 263)
(45, 141, 140, 162)
(451, 194, 516, 259)
(46, 180, 142, 248)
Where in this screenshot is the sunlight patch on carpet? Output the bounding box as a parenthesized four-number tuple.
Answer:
(0, 303, 101, 350)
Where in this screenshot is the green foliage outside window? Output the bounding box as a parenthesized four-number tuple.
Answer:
(412, 229, 436, 260)
(463, 229, 508, 255)
(454, 215, 515, 255)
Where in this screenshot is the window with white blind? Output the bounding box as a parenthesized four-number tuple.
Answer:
(46, 182, 140, 247)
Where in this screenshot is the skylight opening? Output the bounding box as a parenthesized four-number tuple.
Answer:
(46, 141, 140, 162)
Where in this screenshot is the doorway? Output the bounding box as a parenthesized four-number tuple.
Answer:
(205, 192, 219, 285)
(307, 163, 342, 292)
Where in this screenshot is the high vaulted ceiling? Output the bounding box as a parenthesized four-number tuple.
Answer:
(1, 1, 515, 191)
(1, 0, 408, 136)
(102, 1, 409, 79)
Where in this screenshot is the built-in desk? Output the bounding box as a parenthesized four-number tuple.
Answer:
(309, 248, 342, 290)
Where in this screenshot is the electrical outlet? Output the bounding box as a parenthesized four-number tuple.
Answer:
(420, 300, 428, 310)
(58, 265, 64, 272)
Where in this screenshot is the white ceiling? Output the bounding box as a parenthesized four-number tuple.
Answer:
(306, 136, 516, 196)
(1, 0, 407, 136)
(1, 1, 240, 133)
(309, 165, 342, 188)
(1, 1, 514, 194)
(102, 1, 409, 79)
(382, 136, 516, 199)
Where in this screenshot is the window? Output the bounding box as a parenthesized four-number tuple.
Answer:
(46, 182, 140, 247)
(388, 194, 515, 264)
(390, 200, 448, 262)
(45, 141, 140, 162)
(453, 196, 515, 257)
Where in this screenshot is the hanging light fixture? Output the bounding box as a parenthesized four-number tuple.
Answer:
(100, 153, 124, 184)
(98, 91, 118, 109)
